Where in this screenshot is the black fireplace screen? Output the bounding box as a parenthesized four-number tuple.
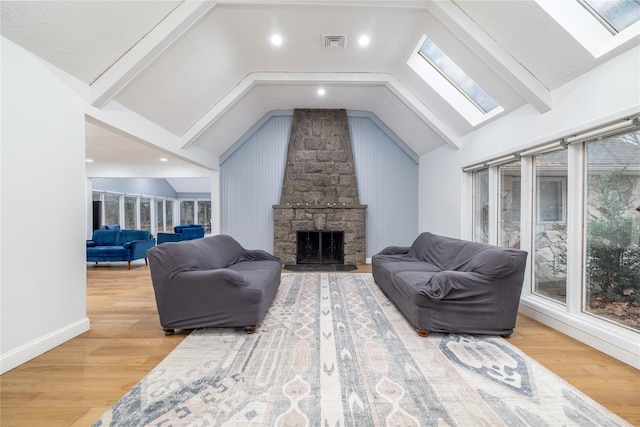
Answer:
(296, 231, 344, 264)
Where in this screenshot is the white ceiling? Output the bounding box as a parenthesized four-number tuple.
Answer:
(2, 0, 638, 175)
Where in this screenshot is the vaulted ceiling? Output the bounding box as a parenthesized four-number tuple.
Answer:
(2, 1, 638, 173)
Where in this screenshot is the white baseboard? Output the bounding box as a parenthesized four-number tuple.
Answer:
(0, 317, 90, 374)
(519, 298, 639, 369)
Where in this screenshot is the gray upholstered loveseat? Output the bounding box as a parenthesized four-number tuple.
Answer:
(372, 232, 528, 337)
(147, 234, 282, 335)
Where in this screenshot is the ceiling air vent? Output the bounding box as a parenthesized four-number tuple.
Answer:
(323, 34, 347, 50)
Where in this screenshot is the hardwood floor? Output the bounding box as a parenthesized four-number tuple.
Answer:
(1, 263, 638, 426)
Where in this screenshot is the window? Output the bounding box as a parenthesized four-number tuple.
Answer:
(472, 168, 490, 243)
(499, 161, 522, 248)
(140, 198, 151, 231)
(579, 0, 640, 33)
(464, 117, 640, 363)
(180, 201, 195, 225)
(418, 38, 500, 114)
(407, 35, 503, 126)
(198, 200, 212, 233)
(165, 200, 174, 231)
(104, 194, 120, 226)
(585, 130, 640, 330)
(537, 0, 640, 58)
(124, 196, 137, 229)
(533, 149, 568, 304)
(156, 200, 164, 232)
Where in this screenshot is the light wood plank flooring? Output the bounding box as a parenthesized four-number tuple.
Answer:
(1, 263, 638, 426)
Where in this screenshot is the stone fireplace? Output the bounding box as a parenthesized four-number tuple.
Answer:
(273, 109, 367, 265)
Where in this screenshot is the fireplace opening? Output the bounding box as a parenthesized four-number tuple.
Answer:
(296, 231, 344, 264)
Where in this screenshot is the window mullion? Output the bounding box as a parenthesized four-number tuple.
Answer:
(566, 143, 585, 314)
(119, 195, 125, 229)
(488, 166, 500, 245)
(520, 156, 534, 297)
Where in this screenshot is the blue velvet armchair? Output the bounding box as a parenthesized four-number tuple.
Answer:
(87, 229, 156, 269)
(156, 224, 205, 244)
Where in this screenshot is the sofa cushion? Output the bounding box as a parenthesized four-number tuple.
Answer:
(375, 259, 440, 275)
(91, 230, 120, 246)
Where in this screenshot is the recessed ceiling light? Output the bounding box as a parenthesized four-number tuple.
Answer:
(85, 158, 94, 163)
(271, 34, 283, 46)
(160, 158, 168, 162)
(358, 35, 370, 46)
(317, 88, 326, 96)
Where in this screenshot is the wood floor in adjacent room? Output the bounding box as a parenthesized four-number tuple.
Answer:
(1, 264, 638, 426)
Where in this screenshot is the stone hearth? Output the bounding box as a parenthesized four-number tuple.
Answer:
(273, 109, 366, 265)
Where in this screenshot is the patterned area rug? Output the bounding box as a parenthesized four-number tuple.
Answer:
(94, 273, 630, 427)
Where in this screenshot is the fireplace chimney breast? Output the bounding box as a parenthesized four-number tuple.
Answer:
(274, 109, 366, 265)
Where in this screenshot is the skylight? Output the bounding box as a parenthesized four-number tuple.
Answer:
(537, 0, 640, 58)
(407, 35, 503, 126)
(418, 38, 500, 114)
(579, 0, 640, 33)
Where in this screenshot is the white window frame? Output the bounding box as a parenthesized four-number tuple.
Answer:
(462, 130, 640, 369)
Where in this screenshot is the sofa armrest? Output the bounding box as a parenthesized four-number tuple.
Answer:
(125, 239, 156, 259)
(86, 240, 96, 247)
(464, 247, 527, 278)
(378, 246, 411, 255)
(243, 249, 281, 262)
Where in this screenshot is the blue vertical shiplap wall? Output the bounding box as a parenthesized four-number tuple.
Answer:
(348, 115, 419, 255)
(220, 111, 418, 256)
(220, 114, 292, 250)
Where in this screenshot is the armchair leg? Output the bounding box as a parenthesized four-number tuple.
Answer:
(417, 329, 429, 337)
(501, 333, 512, 339)
(162, 328, 175, 336)
(145, 258, 148, 265)
(127, 260, 131, 270)
(245, 326, 257, 334)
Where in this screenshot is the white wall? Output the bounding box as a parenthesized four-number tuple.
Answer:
(419, 46, 640, 237)
(1, 37, 89, 373)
